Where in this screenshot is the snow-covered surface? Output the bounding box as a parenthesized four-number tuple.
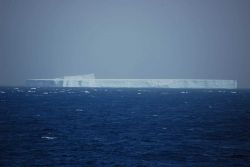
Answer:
(26, 74, 237, 89)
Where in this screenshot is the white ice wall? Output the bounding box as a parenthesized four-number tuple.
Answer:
(62, 74, 96, 87)
(60, 79, 237, 89)
(26, 74, 237, 89)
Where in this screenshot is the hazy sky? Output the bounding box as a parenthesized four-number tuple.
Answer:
(0, 0, 250, 87)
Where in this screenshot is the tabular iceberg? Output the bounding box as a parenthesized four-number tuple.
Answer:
(26, 74, 237, 89)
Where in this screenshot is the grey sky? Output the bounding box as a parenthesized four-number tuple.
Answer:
(0, 0, 250, 87)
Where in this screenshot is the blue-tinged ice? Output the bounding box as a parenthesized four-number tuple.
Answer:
(26, 74, 238, 89)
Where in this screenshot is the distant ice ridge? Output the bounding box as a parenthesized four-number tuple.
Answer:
(26, 74, 237, 89)
(62, 74, 95, 87)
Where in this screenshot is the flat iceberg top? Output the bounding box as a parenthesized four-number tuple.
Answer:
(26, 78, 237, 89)
(26, 74, 237, 89)
(63, 74, 95, 80)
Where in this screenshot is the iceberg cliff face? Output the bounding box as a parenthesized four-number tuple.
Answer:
(83, 79, 237, 89)
(63, 75, 96, 87)
(26, 74, 237, 89)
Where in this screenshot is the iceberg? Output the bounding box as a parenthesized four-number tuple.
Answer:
(26, 74, 237, 89)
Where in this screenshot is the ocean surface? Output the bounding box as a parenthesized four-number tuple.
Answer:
(0, 87, 250, 167)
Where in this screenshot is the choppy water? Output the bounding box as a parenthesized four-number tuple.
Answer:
(0, 87, 250, 166)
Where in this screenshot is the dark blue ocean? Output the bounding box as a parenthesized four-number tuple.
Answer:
(0, 87, 250, 167)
